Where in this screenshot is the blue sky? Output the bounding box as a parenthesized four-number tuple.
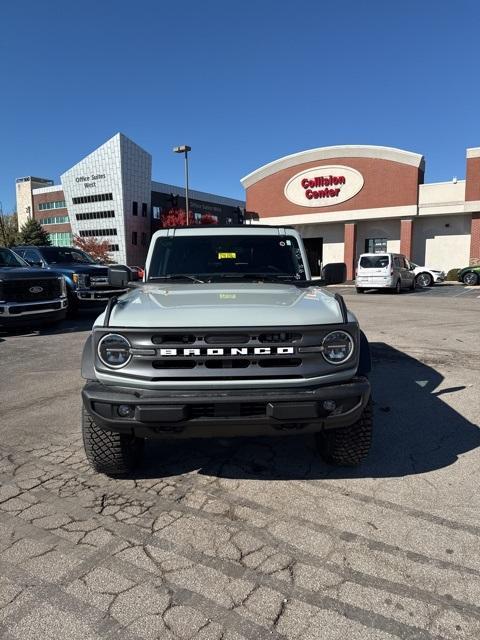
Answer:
(1, 0, 479, 212)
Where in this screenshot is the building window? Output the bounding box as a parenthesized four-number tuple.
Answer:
(365, 238, 387, 253)
(38, 200, 66, 211)
(49, 232, 73, 246)
(108, 244, 119, 252)
(152, 206, 161, 219)
(132, 201, 138, 216)
(142, 202, 147, 217)
(40, 215, 69, 225)
(75, 210, 115, 221)
(72, 193, 113, 205)
(132, 231, 137, 245)
(141, 232, 147, 246)
(79, 228, 117, 237)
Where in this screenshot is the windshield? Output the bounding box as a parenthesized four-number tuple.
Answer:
(359, 255, 390, 269)
(0, 248, 28, 268)
(40, 247, 97, 265)
(148, 234, 306, 281)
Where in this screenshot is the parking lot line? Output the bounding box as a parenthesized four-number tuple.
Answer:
(453, 287, 477, 297)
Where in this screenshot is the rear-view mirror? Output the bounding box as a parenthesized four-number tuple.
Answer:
(27, 259, 43, 268)
(321, 262, 347, 285)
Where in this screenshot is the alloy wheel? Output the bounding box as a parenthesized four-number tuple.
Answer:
(463, 272, 478, 286)
(417, 273, 432, 288)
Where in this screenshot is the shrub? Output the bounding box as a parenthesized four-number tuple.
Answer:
(446, 268, 461, 281)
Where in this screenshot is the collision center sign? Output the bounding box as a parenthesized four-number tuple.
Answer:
(284, 165, 364, 207)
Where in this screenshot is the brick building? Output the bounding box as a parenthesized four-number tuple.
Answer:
(241, 145, 480, 278)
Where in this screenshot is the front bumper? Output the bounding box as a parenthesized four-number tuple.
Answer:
(0, 298, 67, 324)
(433, 273, 445, 283)
(82, 376, 371, 439)
(76, 288, 126, 303)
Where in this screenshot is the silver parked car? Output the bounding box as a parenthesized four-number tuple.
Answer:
(356, 252, 416, 293)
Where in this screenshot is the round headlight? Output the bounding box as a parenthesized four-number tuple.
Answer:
(98, 334, 132, 368)
(322, 331, 354, 365)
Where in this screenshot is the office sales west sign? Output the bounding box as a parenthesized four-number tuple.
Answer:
(284, 165, 364, 207)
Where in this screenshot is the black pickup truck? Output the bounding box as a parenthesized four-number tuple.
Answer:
(13, 246, 127, 314)
(0, 247, 67, 327)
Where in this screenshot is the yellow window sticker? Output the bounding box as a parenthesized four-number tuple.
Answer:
(218, 252, 236, 259)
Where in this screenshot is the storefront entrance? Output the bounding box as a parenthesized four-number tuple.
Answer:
(303, 237, 323, 276)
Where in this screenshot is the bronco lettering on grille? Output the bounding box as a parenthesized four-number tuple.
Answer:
(158, 347, 295, 357)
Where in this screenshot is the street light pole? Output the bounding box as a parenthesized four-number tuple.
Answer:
(173, 145, 192, 226)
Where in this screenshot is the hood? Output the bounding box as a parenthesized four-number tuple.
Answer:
(96, 282, 345, 328)
(0, 267, 63, 281)
(413, 265, 443, 273)
(45, 264, 108, 276)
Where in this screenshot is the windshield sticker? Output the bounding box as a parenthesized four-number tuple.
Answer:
(218, 252, 236, 259)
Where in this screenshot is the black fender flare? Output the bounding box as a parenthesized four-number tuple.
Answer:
(357, 330, 371, 376)
(81, 335, 96, 380)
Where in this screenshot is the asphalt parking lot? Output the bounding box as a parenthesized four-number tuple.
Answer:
(0, 284, 479, 640)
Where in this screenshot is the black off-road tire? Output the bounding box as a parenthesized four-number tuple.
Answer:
(315, 398, 373, 466)
(82, 407, 144, 476)
(356, 287, 365, 294)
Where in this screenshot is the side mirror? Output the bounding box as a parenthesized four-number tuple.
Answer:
(321, 262, 347, 285)
(108, 265, 133, 288)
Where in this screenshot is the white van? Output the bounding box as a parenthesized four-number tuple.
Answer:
(355, 253, 416, 294)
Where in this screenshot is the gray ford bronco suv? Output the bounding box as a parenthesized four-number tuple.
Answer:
(81, 226, 372, 476)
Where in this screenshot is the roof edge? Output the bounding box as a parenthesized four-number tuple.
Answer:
(240, 145, 425, 189)
(467, 147, 480, 159)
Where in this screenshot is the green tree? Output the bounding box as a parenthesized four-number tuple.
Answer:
(18, 218, 52, 246)
(0, 213, 19, 247)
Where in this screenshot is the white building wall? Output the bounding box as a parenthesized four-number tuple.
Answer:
(61, 133, 152, 265)
(356, 219, 401, 255)
(269, 212, 471, 274)
(412, 215, 471, 273)
(295, 222, 345, 264)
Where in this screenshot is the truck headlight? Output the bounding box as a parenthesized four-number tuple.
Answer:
(58, 276, 67, 297)
(98, 334, 132, 368)
(73, 273, 89, 289)
(322, 331, 354, 365)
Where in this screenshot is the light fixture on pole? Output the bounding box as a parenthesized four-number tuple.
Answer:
(173, 145, 192, 225)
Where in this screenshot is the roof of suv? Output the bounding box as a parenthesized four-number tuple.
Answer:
(359, 252, 406, 258)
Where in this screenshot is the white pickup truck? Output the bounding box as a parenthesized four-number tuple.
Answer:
(80, 225, 372, 476)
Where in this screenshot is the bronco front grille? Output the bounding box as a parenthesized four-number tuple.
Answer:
(94, 325, 359, 382)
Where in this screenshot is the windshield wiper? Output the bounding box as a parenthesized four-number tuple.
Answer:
(149, 274, 205, 283)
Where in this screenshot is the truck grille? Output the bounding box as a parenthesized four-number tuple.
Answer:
(189, 402, 267, 418)
(90, 276, 109, 288)
(94, 325, 359, 383)
(0, 278, 62, 303)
